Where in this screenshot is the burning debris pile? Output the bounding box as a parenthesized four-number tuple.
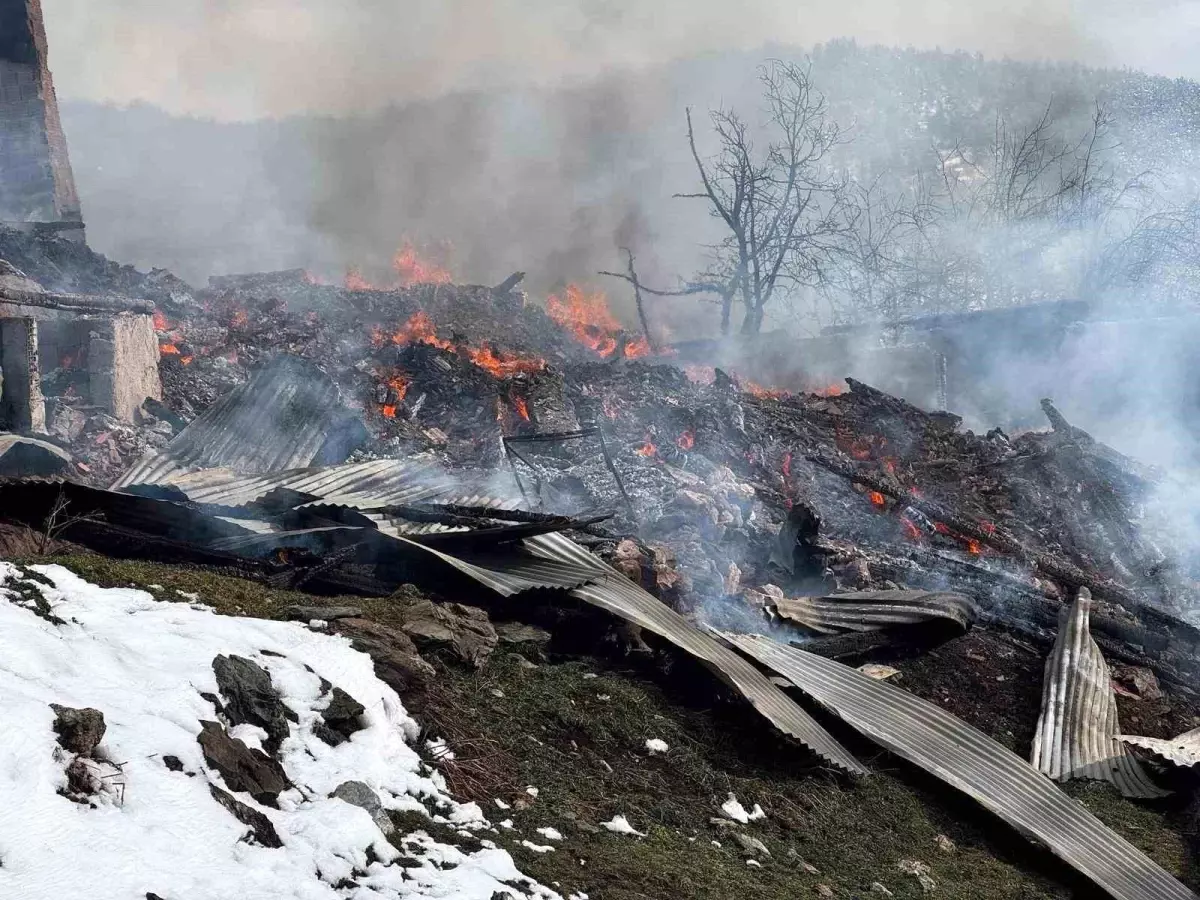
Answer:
(4, 229, 1200, 898)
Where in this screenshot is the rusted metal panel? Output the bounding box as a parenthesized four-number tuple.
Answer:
(1032, 588, 1167, 799)
(727, 633, 1196, 900)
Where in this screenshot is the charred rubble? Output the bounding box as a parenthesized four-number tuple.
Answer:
(3, 229, 1200, 898)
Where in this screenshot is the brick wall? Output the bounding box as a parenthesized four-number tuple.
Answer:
(0, 0, 82, 225)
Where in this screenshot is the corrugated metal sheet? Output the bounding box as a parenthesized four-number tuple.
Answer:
(523, 532, 868, 775)
(1120, 729, 1200, 768)
(0, 434, 72, 477)
(114, 356, 360, 489)
(727, 633, 1196, 900)
(1031, 588, 1166, 799)
(772, 590, 976, 635)
(120, 459, 455, 510)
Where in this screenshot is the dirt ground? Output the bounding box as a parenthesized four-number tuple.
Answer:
(26, 551, 1200, 899)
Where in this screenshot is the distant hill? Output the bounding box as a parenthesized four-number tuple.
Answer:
(60, 40, 1200, 327)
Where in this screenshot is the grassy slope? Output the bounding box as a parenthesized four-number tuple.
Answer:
(29, 553, 1197, 899)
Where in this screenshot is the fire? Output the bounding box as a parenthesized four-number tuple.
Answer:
(602, 396, 620, 420)
(153, 310, 168, 331)
(738, 377, 789, 400)
(901, 517, 923, 541)
(345, 268, 377, 292)
(676, 429, 695, 451)
(782, 452, 792, 478)
(390, 310, 454, 351)
(635, 437, 658, 458)
(624, 336, 652, 360)
(159, 343, 181, 356)
(393, 240, 453, 287)
(811, 383, 845, 397)
(181, 356, 194, 366)
(513, 396, 530, 421)
(388, 373, 410, 402)
(381, 405, 397, 419)
(684, 365, 716, 385)
(546, 284, 625, 358)
(466, 343, 545, 378)
(980, 521, 996, 535)
(967, 539, 982, 555)
(230, 308, 249, 329)
(869, 491, 887, 509)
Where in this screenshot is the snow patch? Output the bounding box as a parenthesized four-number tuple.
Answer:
(720, 793, 765, 824)
(644, 738, 669, 755)
(600, 815, 646, 837)
(0, 563, 560, 900)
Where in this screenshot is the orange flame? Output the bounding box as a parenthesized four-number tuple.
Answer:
(391, 310, 454, 351)
(181, 356, 194, 366)
(869, 491, 887, 509)
(811, 383, 844, 397)
(967, 539, 982, 555)
(466, 344, 545, 378)
(676, 429, 695, 451)
(901, 517, 923, 541)
(738, 377, 789, 400)
(393, 240, 453, 287)
(547, 284, 626, 358)
(635, 437, 658, 458)
(381, 405, 398, 419)
(159, 343, 181, 356)
(153, 310, 168, 331)
(624, 335, 652, 360)
(345, 268, 377, 292)
(513, 396, 530, 421)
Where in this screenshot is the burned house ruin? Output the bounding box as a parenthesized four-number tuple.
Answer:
(0, 0, 82, 239)
(0, 262, 160, 431)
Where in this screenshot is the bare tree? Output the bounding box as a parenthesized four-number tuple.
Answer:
(678, 60, 849, 334)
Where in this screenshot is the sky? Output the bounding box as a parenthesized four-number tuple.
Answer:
(40, 0, 1200, 121)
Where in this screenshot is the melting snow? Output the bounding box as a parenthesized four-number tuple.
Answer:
(0, 563, 559, 900)
(720, 793, 765, 824)
(520, 840, 556, 853)
(536, 827, 563, 841)
(644, 738, 669, 755)
(600, 815, 646, 837)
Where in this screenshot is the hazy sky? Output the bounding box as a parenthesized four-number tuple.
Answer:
(40, 0, 1200, 121)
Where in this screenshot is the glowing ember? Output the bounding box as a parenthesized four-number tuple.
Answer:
(635, 438, 658, 458)
(180, 356, 194, 366)
(387, 374, 410, 402)
(159, 343, 181, 356)
(513, 396, 531, 421)
(676, 429, 695, 451)
(811, 383, 845, 397)
(230, 309, 249, 329)
(980, 521, 996, 535)
(967, 539, 982, 555)
(782, 452, 792, 478)
(684, 365, 716, 385)
(602, 396, 620, 420)
(381, 405, 398, 419)
(934, 522, 951, 535)
(152, 310, 168, 331)
(393, 240, 453, 287)
(739, 378, 789, 400)
(546, 284, 624, 358)
(466, 343, 545, 378)
(390, 310, 454, 351)
(901, 517, 923, 541)
(624, 335, 652, 359)
(869, 491, 887, 509)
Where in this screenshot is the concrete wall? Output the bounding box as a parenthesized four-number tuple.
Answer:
(0, 315, 44, 430)
(88, 313, 161, 421)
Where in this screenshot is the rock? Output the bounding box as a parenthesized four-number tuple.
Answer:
(64, 757, 101, 796)
(314, 687, 366, 747)
(211, 655, 290, 754)
(870, 884, 894, 896)
(816, 885, 835, 897)
(494, 622, 552, 647)
(49, 704, 106, 755)
(898, 859, 936, 893)
(163, 755, 185, 772)
(934, 834, 956, 854)
(731, 832, 771, 857)
(396, 599, 498, 668)
(282, 605, 363, 622)
(335, 618, 435, 693)
(208, 783, 283, 848)
(331, 780, 395, 835)
(197, 721, 289, 805)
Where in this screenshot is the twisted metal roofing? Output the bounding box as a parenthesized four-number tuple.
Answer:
(772, 590, 977, 635)
(1120, 729, 1200, 768)
(113, 356, 358, 489)
(1031, 589, 1167, 799)
(727, 633, 1195, 900)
